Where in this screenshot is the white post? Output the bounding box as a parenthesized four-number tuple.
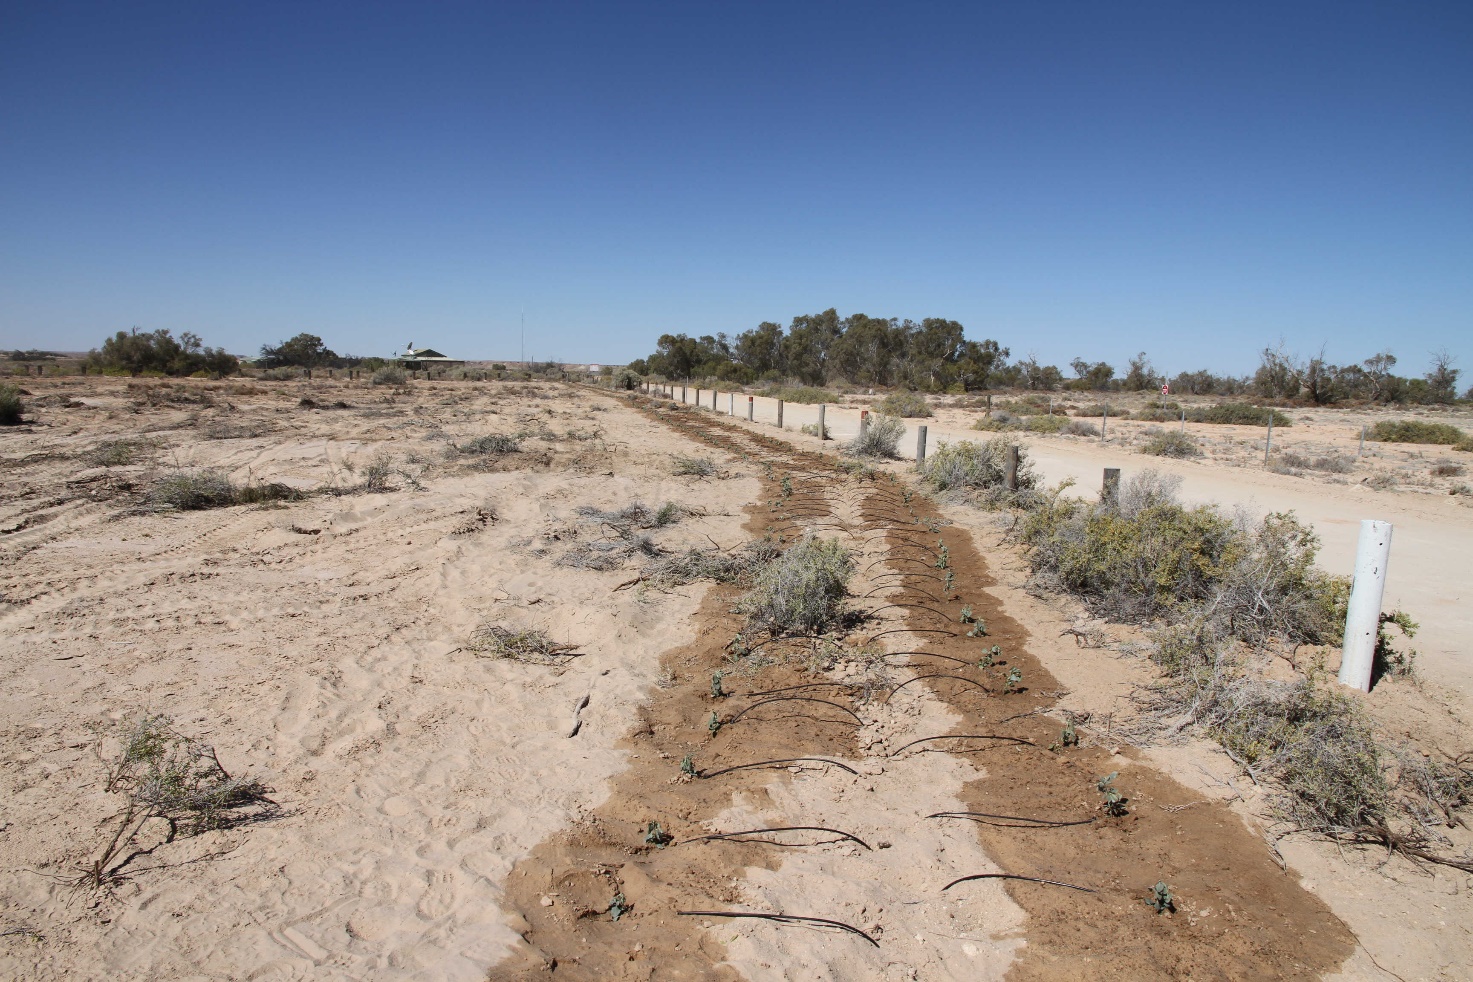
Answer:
(729, 392, 734, 415)
(817, 404, 826, 440)
(1339, 520, 1393, 692)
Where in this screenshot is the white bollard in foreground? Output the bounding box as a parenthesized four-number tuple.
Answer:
(1338, 520, 1393, 692)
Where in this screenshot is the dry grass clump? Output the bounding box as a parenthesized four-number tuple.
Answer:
(87, 439, 155, 467)
(202, 419, 273, 440)
(77, 713, 274, 888)
(642, 539, 780, 587)
(467, 624, 579, 663)
(800, 421, 831, 439)
(146, 470, 302, 511)
(672, 455, 717, 477)
(458, 434, 520, 455)
(371, 366, 407, 386)
(1430, 461, 1466, 478)
(876, 390, 933, 417)
(0, 382, 24, 425)
(1140, 430, 1201, 458)
(555, 500, 686, 570)
(739, 533, 852, 635)
(1370, 419, 1465, 445)
(920, 438, 1038, 503)
(575, 500, 685, 532)
(1278, 452, 1355, 474)
(1061, 418, 1099, 437)
(844, 413, 904, 459)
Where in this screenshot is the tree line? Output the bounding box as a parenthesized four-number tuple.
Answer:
(84, 329, 389, 376)
(628, 309, 1466, 404)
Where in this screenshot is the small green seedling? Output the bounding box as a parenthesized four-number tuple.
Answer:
(680, 754, 697, 777)
(959, 605, 975, 624)
(967, 620, 988, 638)
(707, 711, 723, 736)
(902, 488, 913, 504)
(935, 544, 950, 569)
(1097, 772, 1128, 816)
(1145, 881, 1175, 914)
(1061, 722, 1079, 747)
(944, 570, 955, 594)
(781, 476, 793, 498)
(609, 892, 629, 921)
(644, 821, 673, 849)
(1004, 667, 1023, 693)
(979, 645, 1000, 669)
(711, 671, 727, 699)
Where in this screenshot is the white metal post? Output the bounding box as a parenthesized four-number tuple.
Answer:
(817, 404, 826, 440)
(1339, 520, 1393, 692)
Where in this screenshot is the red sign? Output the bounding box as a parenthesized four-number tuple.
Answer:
(1161, 383, 1170, 396)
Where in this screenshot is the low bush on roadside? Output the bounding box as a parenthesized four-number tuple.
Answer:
(1025, 414, 1067, 434)
(800, 421, 831, 439)
(1187, 403, 1292, 427)
(764, 385, 838, 405)
(1277, 452, 1355, 474)
(1140, 430, 1201, 458)
(740, 534, 853, 635)
(0, 383, 24, 425)
(876, 391, 933, 417)
(1370, 419, 1466, 445)
(920, 438, 1037, 502)
(371, 366, 407, 387)
(1061, 419, 1099, 437)
(147, 470, 302, 511)
(458, 434, 520, 455)
(672, 455, 717, 477)
(844, 413, 905, 459)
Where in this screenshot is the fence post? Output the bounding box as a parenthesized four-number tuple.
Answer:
(1103, 468, 1121, 506)
(729, 392, 734, 415)
(1180, 407, 1186, 432)
(713, 389, 718, 410)
(817, 403, 827, 440)
(1265, 414, 1274, 464)
(986, 393, 993, 418)
(1005, 445, 1019, 491)
(682, 385, 687, 403)
(916, 425, 928, 465)
(1358, 425, 1366, 457)
(859, 409, 869, 439)
(1101, 407, 1108, 441)
(776, 400, 784, 428)
(1339, 520, 1393, 692)
(747, 396, 754, 421)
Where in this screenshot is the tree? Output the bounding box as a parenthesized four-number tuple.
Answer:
(1361, 350, 1398, 402)
(1426, 348, 1460, 404)
(1122, 352, 1161, 392)
(1252, 342, 1301, 400)
(1068, 358, 1116, 391)
(260, 333, 337, 368)
(88, 328, 238, 377)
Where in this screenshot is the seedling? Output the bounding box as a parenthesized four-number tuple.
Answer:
(1061, 722, 1079, 747)
(711, 671, 727, 699)
(959, 605, 975, 624)
(967, 620, 988, 638)
(644, 821, 673, 849)
(935, 545, 950, 569)
(680, 754, 697, 777)
(609, 892, 629, 921)
(1097, 772, 1129, 816)
(944, 570, 955, 594)
(978, 645, 1000, 669)
(707, 711, 723, 737)
(1004, 667, 1023, 693)
(781, 476, 793, 498)
(902, 488, 913, 504)
(1145, 881, 1175, 914)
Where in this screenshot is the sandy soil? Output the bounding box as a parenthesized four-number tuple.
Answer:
(2, 377, 1470, 980)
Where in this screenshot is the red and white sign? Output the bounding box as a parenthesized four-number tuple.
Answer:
(1161, 383, 1170, 396)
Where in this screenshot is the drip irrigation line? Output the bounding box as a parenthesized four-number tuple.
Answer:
(727, 696, 864, 727)
(686, 826, 872, 849)
(888, 733, 1033, 756)
(941, 873, 1095, 894)
(868, 569, 945, 584)
(700, 757, 859, 778)
(863, 556, 940, 574)
(865, 627, 961, 644)
(884, 674, 992, 704)
(864, 602, 953, 621)
(927, 811, 1094, 829)
(741, 681, 862, 698)
(858, 585, 945, 603)
(677, 911, 879, 947)
(877, 650, 975, 668)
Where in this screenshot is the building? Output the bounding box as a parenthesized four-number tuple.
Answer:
(395, 345, 465, 371)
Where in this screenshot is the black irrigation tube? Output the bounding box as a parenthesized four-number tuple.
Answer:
(877, 649, 975, 668)
(726, 696, 863, 727)
(868, 569, 946, 584)
(863, 555, 942, 574)
(927, 811, 1094, 829)
(883, 674, 993, 704)
(677, 910, 879, 947)
(741, 681, 862, 698)
(941, 873, 1096, 894)
(888, 733, 1035, 756)
(865, 627, 961, 644)
(858, 585, 945, 603)
(700, 757, 859, 779)
(864, 602, 954, 622)
(686, 825, 872, 849)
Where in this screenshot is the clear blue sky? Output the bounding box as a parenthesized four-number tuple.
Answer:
(1, 1, 1469, 376)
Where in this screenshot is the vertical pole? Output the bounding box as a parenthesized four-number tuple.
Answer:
(1339, 520, 1393, 692)
(712, 389, 717, 410)
(1103, 468, 1121, 506)
(682, 385, 687, 403)
(1004, 445, 1019, 491)
(747, 396, 754, 421)
(916, 425, 928, 465)
(1180, 407, 1186, 432)
(1358, 425, 1366, 457)
(1101, 407, 1108, 441)
(1265, 414, 1274, 464)
(729, 392, 734, 415)
(1049, 397, 1053, 416)
(986, 393, 993, 418)
(776, 400, 784, 429)
(695, 387, 700, 406)
(817, 403, 827, 440)
(859, 409, 869, 437)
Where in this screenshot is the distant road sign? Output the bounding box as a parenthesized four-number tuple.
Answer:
(1161, 383, 1170, 395)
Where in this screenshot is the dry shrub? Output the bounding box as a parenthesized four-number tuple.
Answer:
(147, 470, 301, 510)
(844, 413, 905, 459)
(458, 434, 520, 455)
(371, 366, 407, 386)
(672, 455, 717, 477)
(876, 390, 933, 417)
(920, 438, 1037, 505)
(1061, 418, 1099, 437)
(739, 533, 852, 635)
(87, 439, 154, 467)
(1278, 452, 1355, 474)
(1140, 430, 1201, 458)
(467, 624, 578, 663)
(1370, 419, 1465, 445)
(1431, 461, 1466, 477)
(0, 383, 23, 425)
(643, 540, 779, 587)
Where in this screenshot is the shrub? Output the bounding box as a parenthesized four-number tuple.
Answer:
(920, 438, 1037, 497)
(876, 391, 932, 417)
(740, 534, 853, 635)
(800, 422, 831, 439)
(1187, 404, 1292, 427)
(972, 412, 1020, 432)
(764, 385, 838, 405)
(1140, 430, 1201, 458)
(0, 383, 23, 425)
(643, 540, 779, 587)
(87, 439, 153, 467)
(845, 414, 904, 459)
(1278, 452, 1355, 474)
(1369, 420, 1466, 445)
(1024, 414, 1067, 434)
(459, 434, 520, 455)
(672, 455, 717, 477)
(1431, 462, 1466, 477)
(371, 366, 407, 386)
(1061, 419, 1099, 437)
(467, 625, 578, 663)
(147, 471, 302, 510)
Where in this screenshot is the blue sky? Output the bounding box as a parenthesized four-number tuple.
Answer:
(1, 1, 1469, 376)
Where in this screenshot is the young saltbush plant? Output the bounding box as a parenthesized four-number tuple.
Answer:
(920, 438, 1038, 501)
(0, 383, 25, 425)
(1369, 420, 1466, 445)
(844, 413, 905, 459)
(739, 533, 853, 635)
(876, 390, 932, 418)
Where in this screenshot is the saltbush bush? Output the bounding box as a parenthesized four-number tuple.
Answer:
(1187, 404, 1292, 427)
(1369, 419, 1466, 445)
(0, 383, 24, 425)
(876, 390, 933, 417)
(741, 534, 852, 635)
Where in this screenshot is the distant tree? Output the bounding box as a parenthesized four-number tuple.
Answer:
(1426, 348, 1460, 404)
(260, 333, 337, 369)
(1068, 358, 1116, 391)
(1252, 342, 1302, 399)
(1361, 350, 1398, 402)
(88, 328, 238, 377)
(1122, 352, 1161, 392)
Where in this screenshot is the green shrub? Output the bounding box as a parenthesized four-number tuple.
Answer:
(1025, 414, 1067, 434)
(1, 383, 26, 425)
(740, 534, 852, 635)
(876, 391, 933, 417)
(1140, 430, 1201, 458)
(87, 439, 154, 467)
(1369, 419, 1466, 445)
(921, 438, 1037, 497)
(764, 385, 837, 405)
(1187, 404, 1292, 427)
(845, 414, 905, 459)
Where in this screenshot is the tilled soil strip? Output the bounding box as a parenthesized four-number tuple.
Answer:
(492, 398, 1353, 980)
